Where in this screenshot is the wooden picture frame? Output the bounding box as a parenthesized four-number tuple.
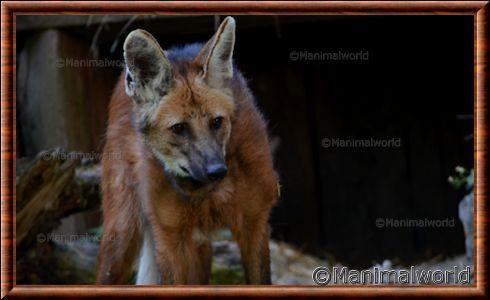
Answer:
(1, 1, 488, 298)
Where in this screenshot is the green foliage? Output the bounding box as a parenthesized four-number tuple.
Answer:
(448, 166, 474, 191)
(210, 264, 244, 285)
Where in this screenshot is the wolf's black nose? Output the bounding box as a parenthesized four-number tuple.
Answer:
(206, 163, 228, 181)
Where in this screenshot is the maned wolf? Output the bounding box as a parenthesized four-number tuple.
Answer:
(96, 17, 279, 285)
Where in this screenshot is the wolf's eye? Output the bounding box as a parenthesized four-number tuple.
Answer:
(170, 123, 186, 135)
(210, 117, 223, 130)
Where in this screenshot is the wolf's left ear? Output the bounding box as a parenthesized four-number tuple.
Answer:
(195, 17, 235, 90)
(123, 29, 173, 105)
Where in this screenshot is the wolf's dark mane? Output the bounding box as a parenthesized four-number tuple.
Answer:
(167, 43, 203, 62)
(166, 42, 240, 81)
(166, 43, 204, 77)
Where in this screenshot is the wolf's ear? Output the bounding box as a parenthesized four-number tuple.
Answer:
(123, 29, 173, 105)
(195, 17, 235, 90)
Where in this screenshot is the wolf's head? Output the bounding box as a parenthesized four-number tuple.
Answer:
(123, 17, 236, 195)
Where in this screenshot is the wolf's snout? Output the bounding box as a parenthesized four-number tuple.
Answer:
(206, 163, 228, 181)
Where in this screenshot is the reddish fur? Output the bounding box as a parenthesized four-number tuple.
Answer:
(96, 59, 279, 284)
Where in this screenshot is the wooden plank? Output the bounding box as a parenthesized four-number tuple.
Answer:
(17, 29, 117, 156)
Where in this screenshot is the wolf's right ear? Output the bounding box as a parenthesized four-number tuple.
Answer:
(195, 17, 235, 91)
(123, 29, 173, 105)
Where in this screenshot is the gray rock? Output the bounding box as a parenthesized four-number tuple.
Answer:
(458, 192, 474, 259)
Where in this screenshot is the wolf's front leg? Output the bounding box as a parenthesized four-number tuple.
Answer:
(234, 220, 272, 284)
(153, 229, 212, 284)
(96, 220, 141, 284)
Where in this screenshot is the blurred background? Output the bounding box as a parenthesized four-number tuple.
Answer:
(16, 15, 474, 284)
